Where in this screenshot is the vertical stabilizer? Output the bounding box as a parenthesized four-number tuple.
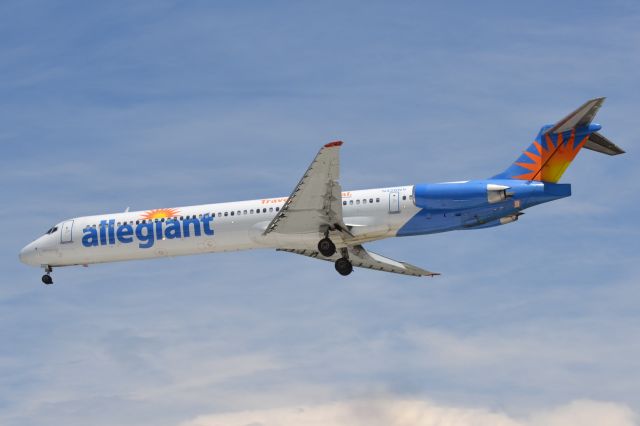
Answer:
(492, 98, 622, 183)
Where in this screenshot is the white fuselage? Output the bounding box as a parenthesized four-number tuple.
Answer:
(19, 186, 418, 268)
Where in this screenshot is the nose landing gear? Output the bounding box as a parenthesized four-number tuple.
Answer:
(41, 266, 53, 285)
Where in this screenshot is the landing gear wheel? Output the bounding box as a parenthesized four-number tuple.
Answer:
(318, 238, 336, 257)
(335, 257, 353, 276)
(42, 274, 53, 285)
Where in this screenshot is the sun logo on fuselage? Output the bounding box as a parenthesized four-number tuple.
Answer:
(141, 208, 180, 220)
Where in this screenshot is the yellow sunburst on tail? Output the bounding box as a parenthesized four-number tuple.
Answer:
(492, 98, 624, 183)
(512, 131, 589, 183)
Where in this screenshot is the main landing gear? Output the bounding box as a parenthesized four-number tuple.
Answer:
(334, 257, 353, 276)
(42, 265, 53, 285)
(318, 234, 353, 276)
(317, 237, 336, 257)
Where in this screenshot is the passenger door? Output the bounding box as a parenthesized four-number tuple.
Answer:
(389, 193, 400, 213)
(60, 220, 74, 243)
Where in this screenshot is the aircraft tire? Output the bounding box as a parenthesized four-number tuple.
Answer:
(42, 274, 53, 285)
(335, 257, 353, 276)
(318, 238, 336, 257)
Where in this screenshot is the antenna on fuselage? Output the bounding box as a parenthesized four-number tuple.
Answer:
(124, 206, 130, 213)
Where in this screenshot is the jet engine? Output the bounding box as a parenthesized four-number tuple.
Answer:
(413, 182, 510, 210)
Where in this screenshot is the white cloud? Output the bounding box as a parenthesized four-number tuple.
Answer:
(528, 400, 637, 426)
(180, 398, 636, 426)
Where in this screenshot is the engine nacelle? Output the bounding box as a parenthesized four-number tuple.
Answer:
(413, 182, 510, 210)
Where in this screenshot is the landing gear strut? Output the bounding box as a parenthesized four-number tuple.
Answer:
(42, 266, 53, 285)
(335, 257, 353, 276)
(317, 237, 336, 257)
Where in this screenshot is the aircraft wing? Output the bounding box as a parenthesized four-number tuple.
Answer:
(279, 245, 440, 277)
(264, 141, 350, 236)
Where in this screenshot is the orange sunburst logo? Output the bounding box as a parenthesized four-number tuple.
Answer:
(512, 130, 588, 183)
(141, 208, 180, 220)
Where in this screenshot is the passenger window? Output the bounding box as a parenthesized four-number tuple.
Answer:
(218, 213, 222, 217)
(230, 211, 234, 216)
(263, 208, 267, 213)
(250, 209, 254, 214)
(356, 200, 360, 205)
(343, 201, 347, 205)
(244, 210, 248, 214)
(376, 198, 380, 203)
(369, 198, 373, 203)
(349, 200, 353, 205)
(224, 212, 228, 217)
(362, 199, 367, 204)
(269, 207, 273, 212)
(275, 207, 280, 211)
(402, 195, 407, 200)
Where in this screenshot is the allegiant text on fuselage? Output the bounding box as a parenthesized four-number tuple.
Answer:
(82, 217, 214, 249)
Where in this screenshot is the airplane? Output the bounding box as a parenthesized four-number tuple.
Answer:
(19, 98, 624, 284)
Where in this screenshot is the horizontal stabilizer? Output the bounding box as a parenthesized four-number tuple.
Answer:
(583, 132, 625, 155)
(545, 97, 605, 134)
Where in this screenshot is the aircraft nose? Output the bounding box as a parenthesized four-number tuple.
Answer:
(19, 243, 38, 266)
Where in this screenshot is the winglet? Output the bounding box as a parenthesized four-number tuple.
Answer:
(324, 141, 343, 148)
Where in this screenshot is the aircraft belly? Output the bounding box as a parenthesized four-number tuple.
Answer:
(263, 232, 324, 249)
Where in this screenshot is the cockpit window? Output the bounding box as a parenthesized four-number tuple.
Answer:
(44, 226, 58, 235)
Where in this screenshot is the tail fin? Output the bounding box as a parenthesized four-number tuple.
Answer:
(493, 98, 624, 183)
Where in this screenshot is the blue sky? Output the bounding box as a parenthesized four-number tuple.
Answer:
(1, 1, 639, 425)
